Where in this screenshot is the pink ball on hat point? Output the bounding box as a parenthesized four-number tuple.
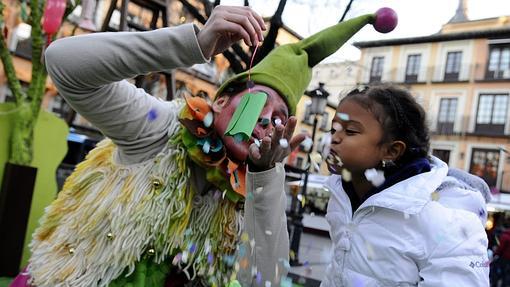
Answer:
(374, 7, 398, 33)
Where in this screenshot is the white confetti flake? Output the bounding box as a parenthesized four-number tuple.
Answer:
(255, 187, 263, 194)
(342, 169, 352, 182)
(364, 168, 385, 187)
(203, 112, 213, 127)
(182, 250, 189, 263)
(403, 213, 410, 220)
(265, 281, 271, 287)
(301, 137, 313, 152)
(279, 138, 289, 148)
(265, 230, 273, 236)
(254, 138, 261, 147)
(337, 112, 350, 121)
(332, 122, 343, 132)
(274, 118, 282, 126)
(310, 152, 322, 164)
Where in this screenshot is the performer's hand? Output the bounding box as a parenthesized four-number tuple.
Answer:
(197, 6, 266, 59)
(248, 117, 307, 172)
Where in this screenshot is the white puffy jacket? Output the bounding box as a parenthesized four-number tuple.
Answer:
(321, 156, 491, 287)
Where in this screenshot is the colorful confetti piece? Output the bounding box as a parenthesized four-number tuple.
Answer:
(337, 112, 350, 121)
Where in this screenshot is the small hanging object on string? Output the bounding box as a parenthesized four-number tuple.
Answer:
(42, 0, 67, 46)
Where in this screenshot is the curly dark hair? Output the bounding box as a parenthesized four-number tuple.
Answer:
(340, 84, 430, 166)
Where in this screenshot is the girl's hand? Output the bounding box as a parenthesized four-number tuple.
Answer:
(197, 6, 266, 59)
(248, 117, 307, 172)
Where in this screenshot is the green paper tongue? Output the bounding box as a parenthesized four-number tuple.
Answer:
(224, 92, 268, 141)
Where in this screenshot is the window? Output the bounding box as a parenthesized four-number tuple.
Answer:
(405, 54, 421, 83)
(432, 149, 451, 164)
(444, 51, 462, 81)
(437, 98, 457, 134)
(369, 56, 384, 83)
(487, 44, 510, 79)
(475, 94, 508, 135)
(302, 102, 313, 124)
(469, 148, 500, 188)
(320, 112, 329, 131)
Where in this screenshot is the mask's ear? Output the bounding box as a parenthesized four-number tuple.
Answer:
(212, 95, 229, 113)
(384, 140, 406, 162)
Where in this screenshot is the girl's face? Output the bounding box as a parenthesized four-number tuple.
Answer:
(328, 99, 387, 174)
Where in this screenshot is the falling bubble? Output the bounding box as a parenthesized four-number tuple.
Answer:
(203, 112, 213, 127)
(279, 138, 289, 148)
(233, 133, 244, 143)
(332, 122, 343, 132)
(337, 112, 350, 121)
(364, 168, 385, 187)
(147, 108, 158, 121)
(301, 137, 313, 152)
(430, 191, 440, 201)
(342, 169, 352, 182)
(365, 241, 375, 260)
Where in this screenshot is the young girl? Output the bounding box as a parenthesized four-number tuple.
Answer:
(321, 85, 491, 286)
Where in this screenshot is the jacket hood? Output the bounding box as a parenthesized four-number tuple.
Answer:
(436, 166, 492, 225)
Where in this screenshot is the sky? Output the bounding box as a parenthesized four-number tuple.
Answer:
(220, 0, 510, 62)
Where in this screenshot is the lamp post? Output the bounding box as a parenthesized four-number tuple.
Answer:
(289, 82, 329, 266)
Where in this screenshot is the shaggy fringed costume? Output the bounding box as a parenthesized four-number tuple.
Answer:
(29, 101, 244, 287)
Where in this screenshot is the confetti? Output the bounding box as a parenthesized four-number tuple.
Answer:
(279, 138, 288, 148)
(250, 239, 255, 251)
(207, 252, 214, 264)
(222, 190, 227, 199)
(182, 250, 189, 263)
(233, 133, 244, 143)
(332, 122, 343, 132)
(337, 112, 350, 121)
(365, 242, 375, 260)
(342, 169, 352, 182)
(255, 187, 263, 194)
(241, 232, 249, 242)
(238, 245, 246, 257)
(254, 138, 261, 147)
(189, 243, 197, 254)
(274, 118, 282, 126)
(202, 140, 211, 154)
(290, 250, 295, 261)
(301, 137, 313, 152)
(265, 281, 271, 287)
(430, 191, 440, 201)
(403, 213, 410, 220)
(280, 277, 293, 287)
(172, 253, 182, 265)
(256, 272, 262, 284)
(203, 112, 213, 127)
(147, 108, 158, 121)
(265, 230, 273, 236)
(364, 168, 385, 187)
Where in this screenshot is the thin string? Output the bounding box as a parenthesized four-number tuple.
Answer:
(247, 43, 260, 93)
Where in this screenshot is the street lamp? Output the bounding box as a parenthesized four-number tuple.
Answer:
(289, 82, 329, 266)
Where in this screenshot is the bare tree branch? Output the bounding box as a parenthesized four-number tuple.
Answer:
(253, 0, 286, 65)
(339, 0, 354, 22)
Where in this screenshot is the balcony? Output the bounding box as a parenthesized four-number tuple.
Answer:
(431, 114, 509, 138)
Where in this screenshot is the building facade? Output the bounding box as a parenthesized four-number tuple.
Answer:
(354, 7, 510, 203)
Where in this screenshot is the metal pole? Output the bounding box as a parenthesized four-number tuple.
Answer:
(289, 114, 319, 266)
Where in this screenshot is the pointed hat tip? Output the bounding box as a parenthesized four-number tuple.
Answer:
(373, 7, 398, 33)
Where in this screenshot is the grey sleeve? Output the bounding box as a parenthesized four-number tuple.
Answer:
(238, 163, 290, 286)
(45, 24, 208, 164)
